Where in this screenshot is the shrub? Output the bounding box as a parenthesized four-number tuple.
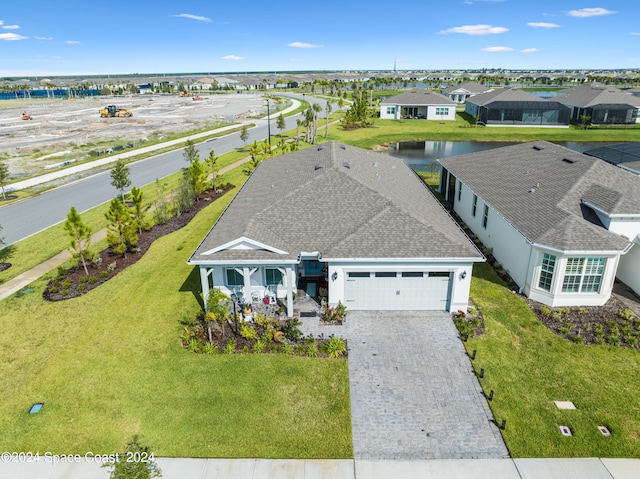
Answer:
(559, 307, 571, 316)
(559, 323, 573, 335)
(187, 339, 203, 353)
(107, 261, 117, 272)
(49, 285, 59, 294)
(321, 337, 347, 358)
(607, 335, 621, 346)
(61, 288, 69, 296)
(305, 343, 318, 357)
(56, 266, 68, 279)
(77, 283, 86, 292)
(202, 342, 218, 355)
(252, 338, 267, 353)
(280, 344, 293, 355)
(100, 271, 109, 279)
(593, 324, 604, 335)
(619, 308, 636, 321)
(572, 334, 585, 344)
(593, 336, 605, 346)
(282, 317, 303, 342)
(62, 280, 72, 289)
(239, 323, 259, 341)
(294, 345, 306, 356)
(577, 307, 589, 315)
(623, 335, 638, 347)
(540, 305, 551, 316)
(88, 276, 97, 284)
(223, 340, 236, 354)
(79, 276, 89, 284)
(267, 343, 277, 353)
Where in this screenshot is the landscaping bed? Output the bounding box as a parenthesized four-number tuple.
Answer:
(42, 187, 231, 301)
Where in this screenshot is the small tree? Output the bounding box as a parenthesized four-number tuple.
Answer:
(243, 142, 262, 176)
(187, 157, 208, 200)
(174, 172, 197, 215)
(64, 206, 93, 276)
(206, 288, 230, 343)
(110, 159, 131, 202)
(105, 198, 138, 258)
(102, 436, 161, 479)
(240, 125, 250, 147)
(182, 139, 198, 163)
(153, 180, 170, 225)
(207, 150, 219, 190)
(129, 186, 151, 234)
(0, 160, 10, 200)
(276, 113, 286, 136)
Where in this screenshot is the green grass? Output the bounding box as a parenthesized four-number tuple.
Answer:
(0, 183, 352, 458)
(467, 263, 640, 457)
(325, 114, 640, 149)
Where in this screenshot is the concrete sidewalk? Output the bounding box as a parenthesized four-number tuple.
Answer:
(0, 457, 638, 479)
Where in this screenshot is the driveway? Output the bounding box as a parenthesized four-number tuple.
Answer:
(303, 311, 509, 460)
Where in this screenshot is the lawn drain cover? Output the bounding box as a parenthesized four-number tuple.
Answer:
(554, 401, 576, 410)
(598, 426, 611, 436)
(29, 403, 44, 414)
(559, 425, 572, 436)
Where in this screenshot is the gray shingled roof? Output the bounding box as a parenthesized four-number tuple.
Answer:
(189, 142, 482, 264)
(438, 141, 639, 253)
(380, 89, 455, 106)
(466, 88, 549, 106)
(558, 84, 640, 108)
(441, 82, 492, 95)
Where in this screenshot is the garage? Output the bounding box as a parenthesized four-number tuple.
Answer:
(343, 271, 452, 311)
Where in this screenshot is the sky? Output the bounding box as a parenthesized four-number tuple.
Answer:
(1, 0, 639, 77)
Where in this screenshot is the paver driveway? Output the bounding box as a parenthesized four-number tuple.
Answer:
(306, 311, 509, 460)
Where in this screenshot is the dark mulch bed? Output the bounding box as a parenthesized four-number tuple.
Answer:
(0, 262, 11, 273)
(43, 187, 232, 302)
(527, 297, 640, 348)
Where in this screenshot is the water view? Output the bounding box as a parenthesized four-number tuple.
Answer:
(389, 141, 614, 171)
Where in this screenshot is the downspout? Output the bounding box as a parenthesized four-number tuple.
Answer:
(520, 244, 534, 295)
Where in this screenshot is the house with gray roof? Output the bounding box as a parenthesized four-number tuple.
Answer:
(189, 142, 483, 315)
(438, 141, 640, 307)
(441, 82, 493, 103)
(465, 88, 571, 127)
(558, 84, 640, 125)
(380, 89, 456, 120)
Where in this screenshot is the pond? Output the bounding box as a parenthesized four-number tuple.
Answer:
(388, 141, 613, 171)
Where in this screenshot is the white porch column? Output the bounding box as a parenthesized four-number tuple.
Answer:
(200, 267, 212, 311)
(286, 266, 294, 317)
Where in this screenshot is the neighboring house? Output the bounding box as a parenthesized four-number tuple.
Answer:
(438, 141, 640, 307)
(380, 90, 456, 120)
(584, 143, 640, 176)
(188, 142, 483, 315)
(465, 88, 571, 127)
(558, 84, 640, 125)
(441, 82, 493, 103)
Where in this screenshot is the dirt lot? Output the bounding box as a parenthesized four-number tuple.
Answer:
(0, 93, 266, 179)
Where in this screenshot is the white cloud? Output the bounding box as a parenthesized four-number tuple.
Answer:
(221, 55, 245, 61)
(568, 8, 616, 18)
(521, 48, 539, 53)
(631, 32, 640, 36)
(173, 13, 212, 22)
(65, 40, 80, 44)
(439, 24, 508, 35)
(35, 36, 53, 40)
(482, 46, 514, 52)
(2, 24, 20, 30)
(288, 41, 323, 49)
(0, 32, 27, 41)
(527, 22, 560, 28)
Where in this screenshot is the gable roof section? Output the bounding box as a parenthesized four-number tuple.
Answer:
(380, 89, 455, 106)
(189, 142, 482, 264)
(438, 141, 639, 253)
(559, 84, 640, 108)
(441, 82, 492, 95)
(466, 88, 549, 106)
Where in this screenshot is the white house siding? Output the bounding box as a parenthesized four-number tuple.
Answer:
(207, 264, 295, 300)
(606, 218, 640, 241)
(426, 105, 456, 121)
(617, 242, 640, 295)
(327, 260, 474, 313)
(380, 105, 398, 119)
(451, 181, 532, 290)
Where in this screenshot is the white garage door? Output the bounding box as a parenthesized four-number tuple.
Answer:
(343, 271, 451, 311)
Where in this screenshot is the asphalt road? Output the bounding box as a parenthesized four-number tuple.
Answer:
(0, 94, 326, 246)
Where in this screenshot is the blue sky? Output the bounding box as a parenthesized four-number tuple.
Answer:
(1, 1, 638, 76)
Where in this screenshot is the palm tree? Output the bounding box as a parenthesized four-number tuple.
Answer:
(312, 103, 322, 144)
(325, 101, 333, 138)
(295, 119, 304, 146)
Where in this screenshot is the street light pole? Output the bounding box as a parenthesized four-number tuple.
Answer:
(266, 98, 271, 145)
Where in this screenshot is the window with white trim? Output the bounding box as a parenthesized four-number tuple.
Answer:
(435, 107, 450, 116)
(482, 204, 489, 228)
(472, 194, 478, 217)
(265, 268, 283, 286)
(457, 181, 462, 201)
(386, 107, 396, 115)
(225, 269, 243, 287)
(561, 257, 606, 293)
(538, 253, 556, 291)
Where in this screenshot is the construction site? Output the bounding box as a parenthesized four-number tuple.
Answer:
(0, 93, 269, 180)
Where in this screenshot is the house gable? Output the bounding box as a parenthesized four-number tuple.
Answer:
(202, 236, 288, 256)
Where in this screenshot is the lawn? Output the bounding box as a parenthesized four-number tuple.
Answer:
(466, 263, 640, 457)
(0, 185, 352, 458)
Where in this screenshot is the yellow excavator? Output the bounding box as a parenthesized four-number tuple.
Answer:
(99, 105, 132, 118)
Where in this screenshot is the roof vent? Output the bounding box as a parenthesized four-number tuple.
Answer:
(314, 163, 324, 170)
(342, 161, 350, 169)
(317, 145, 325, 151)
(529, 188, 536, 193)
(533, 143, 545, 151)
(373, 161, 379, 167)
(339, 144, 347, 150)
(563, 157, 578, 164)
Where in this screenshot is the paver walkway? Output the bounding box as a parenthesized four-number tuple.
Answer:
(300, 311, 509, 460)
